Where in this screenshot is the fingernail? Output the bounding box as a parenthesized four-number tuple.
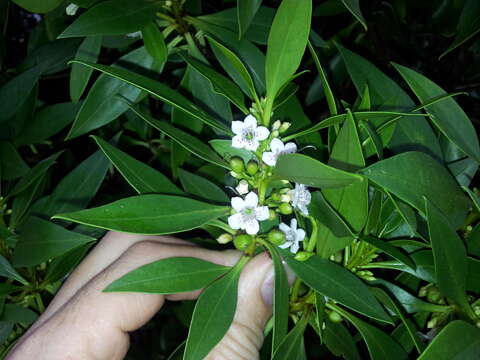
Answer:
(261, 263, 297, 306)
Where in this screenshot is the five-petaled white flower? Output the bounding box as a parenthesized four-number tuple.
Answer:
(288, 183, 311, 216)
(66, 3, 79, 16)
(262, 138, 297, 166)
(228, 192, 269, 235)
(278, 218, 305, 254)
(232, 115, 270, 151)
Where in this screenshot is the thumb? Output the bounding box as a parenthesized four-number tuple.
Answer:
(206, 252, 275, 360)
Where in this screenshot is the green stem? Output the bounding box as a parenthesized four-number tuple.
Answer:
(306, 217, 317, 252)
(290, 278, 303, 302)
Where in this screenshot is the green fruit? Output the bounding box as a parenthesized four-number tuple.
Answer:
(268, 229, 286, 245)
(279, 202, 293, 215)
(230, 156, 244, 173)
(427, 286, 442, 303)
(246, 160, 259, 175)
(234, 234, 253, 250)
(328, 311, 342, 323)
(294, 251, 313, 261)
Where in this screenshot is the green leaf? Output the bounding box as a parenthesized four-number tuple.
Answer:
(181, 54, 248, 114)
(262, 241, 289, 354)
(53, 195, 229, 235)
(178, 169, 228, 203)
(206, 36, 258, 99)
(0, 304, 38, 324)
(361, 152, 470, 229)
(340, 0, 367, 30)
(209, 139, 253, 164)
(425, 199, 471, 311)
(68, 47, 155, 139)
(272, 313, 308, 360)
(274, 153, 364, 189)
(183, 257, 247, 360)
(0, 284, 22, 297)
(70, 60, 231, 134)
(142, 22, 168, 64)
(129, 106, 229, 169)
(0, 255, 28, 285)
(265, 0, 311, 105)
(463, 186, 480, 212)
(92, 136, 183, 195)
(324, 320, 361, 360)
(440, 0, 480, 59)
(70, 36, 102, 103)
(331, 305, 408, 360)
(43, 243, 93, 284)
(11, 0, 63, 13)
(237, 0, 263, 39)
(59, 0, 161, 38)
(105, 257, 231, 293)
(10, 173, 46, 228)
(393, 62, 480, 163)
(282, 251, 391, 323)
(418, 320, 480, 359)
(362, 236, 415, 269)
(0, 142, 29, 181)
(13, 217, 95, 267)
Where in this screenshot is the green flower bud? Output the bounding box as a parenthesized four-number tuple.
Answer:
(427, 286, 441, 303)
(271, 192, 281, 201)
(234, 234, 253, 251)
(268, 229, 286, 245)
(278, 202, 293, 215)
(279, 122, 291, 133)
(474, 306, 480, 317)
(216, 233, 233, 244)
(246, 160, 259, 175)
(230, 156, 244, 173)
(328, 310, 342, 323)
(294, 251, 314, 261)
(268, 209, 277, 221)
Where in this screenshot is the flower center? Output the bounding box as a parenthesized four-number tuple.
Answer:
(243, 128, 255, 141)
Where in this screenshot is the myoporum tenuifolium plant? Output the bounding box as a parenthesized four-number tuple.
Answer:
(1, 0, 480, 358)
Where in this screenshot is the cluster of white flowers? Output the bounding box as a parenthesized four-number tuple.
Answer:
(226, 114, 312, 254)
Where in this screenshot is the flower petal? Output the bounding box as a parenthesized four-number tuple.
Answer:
(231, 121, 244, 135)
(284, 142, 298, 154)
(262, 152, 277, 166)
(232, 135, 244, 149)
(244, 114, 257, 128)
(255, 206, 270, 221)
(244, 139, 260, 151)
(228, 213, 243, 230)
(279, 242, 291, 249)
(270, 138, 285, 153)
(244, 192, 258, 207)
(231, 196, 245, 212)
(245, 220, 260, 235)
(290, 218, 298, 230)
(279, 223, 290, 233)
(255, 126, 270, 141)
(290, 242, 300, 254)
(296, 229, 306, 242)
(299, 204, 309, 216)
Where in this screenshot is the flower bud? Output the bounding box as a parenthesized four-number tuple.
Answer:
(271, 130, 280, 138)
(279, 122, 291, 133)
(294, 251, 314, 261)
(328, 311, 342, 323)
(427, 286, 441, 303)
(418, 285, 428, 298)
(474, 306, 480, 317)
(236, 180, 249, 195)
(268, 229, 286, 245)
(268, 209, 277, 221)
(271, 192, 281, 201)
(280, 194, 292, 203)
(230, 156, 244, 173)
(234, 234, 253, 250)
(427, 317, 439, 329)
(217, 233, 233, 244)
(272, 120, 281, 130)
(246, 160, 259, 175)
(278, 202, 293, 215)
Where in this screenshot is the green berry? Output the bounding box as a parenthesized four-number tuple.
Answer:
(246, 160, 259, 175)
(278, 202, 293, 215)
(268, 229, 286, 245)
(230, 156, 244, 173)
(234, 234, 253, 250)
(328, 311, 342, 323)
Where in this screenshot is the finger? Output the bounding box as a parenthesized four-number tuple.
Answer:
(206, 252, 274, 360)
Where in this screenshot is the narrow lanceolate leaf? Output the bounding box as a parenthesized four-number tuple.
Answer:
(362, 236, 415, 269)
(92, 136, 183, 195)
(425, 199, 471, 312)
(272, 313, 309, 360)
(265, 0, 312, 102)
(178, 169, 229, 203)
(105, 257, 231, 293)
(0, 255, 28, 285)
(142, 22, 168, 64)
(393, 63, 480, 163)
(262, 241, 289, 354)
(418, 320, 480, 359)
(361, 151, 470, 230)
(332, 306, 407, 360)
(69, 60, 231, 134)
(183, 257, 247, 360)
(340, 0, 367, 30)
(53, 195, 229, 235)
(11, 0, 63, 13)
(70, 36, 102, 103)
(281, 251, 391, 323)
(129, 106, 229, 169)
(237, 0, 263, 39)
(181, 54, 248, 114)
(13, 217, 95, 267)
(274, 154, 364, 189)
(59, 0, 161, 38)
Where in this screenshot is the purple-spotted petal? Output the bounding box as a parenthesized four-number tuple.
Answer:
(262, 152, 277, 166)
(255, 126, 270, 141)
(245, 220, 260, 235)
(270, 138, 285, 153)
(244, 192, 259, 207)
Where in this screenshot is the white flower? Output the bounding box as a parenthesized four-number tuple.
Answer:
(232, 115, 270, 151)
(126, 31, 143, 38)
(288, 183, 311, 216)
(278, 218, 305, 254)
(262, 138, 297, 166)
(228, 192, 269, 235)
(66, 3, 79, 16)
(236, 180, 249, 195)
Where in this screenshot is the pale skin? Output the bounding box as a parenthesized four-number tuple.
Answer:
(7, 231, 277, 360)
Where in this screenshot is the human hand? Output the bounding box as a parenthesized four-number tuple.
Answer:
(7, 231, 282, 360)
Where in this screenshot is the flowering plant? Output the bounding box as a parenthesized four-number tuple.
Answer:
(1, 0, 480, 358)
